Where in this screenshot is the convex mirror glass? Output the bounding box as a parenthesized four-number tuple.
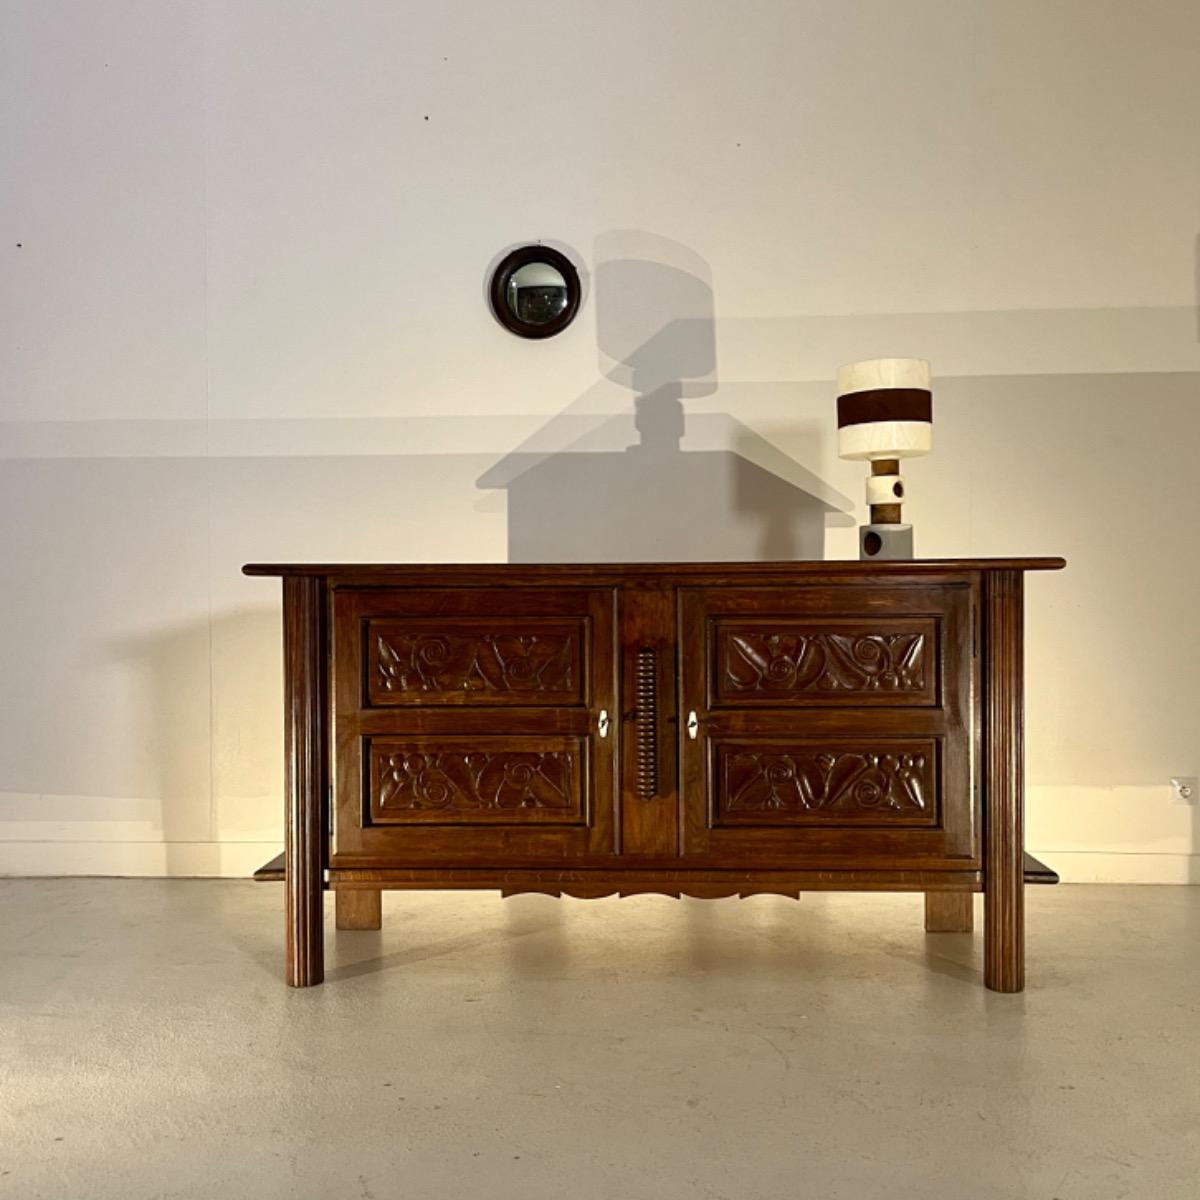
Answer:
(489, 246, 581, 339)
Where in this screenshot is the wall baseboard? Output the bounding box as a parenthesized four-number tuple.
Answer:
(1027, 850, 1199, 885)
(0, 841, 1196, 883)
(0, 841, 281, 878)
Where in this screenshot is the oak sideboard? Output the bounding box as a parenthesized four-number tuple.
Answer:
(244, 559, 1065, 991)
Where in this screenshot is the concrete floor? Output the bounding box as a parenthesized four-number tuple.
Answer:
(1, 883, 1198, 1200)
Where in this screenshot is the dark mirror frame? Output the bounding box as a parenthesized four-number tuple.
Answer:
(489, 244, 582, 339)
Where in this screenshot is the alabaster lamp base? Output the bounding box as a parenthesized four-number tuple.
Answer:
(859, 522, 914, 561)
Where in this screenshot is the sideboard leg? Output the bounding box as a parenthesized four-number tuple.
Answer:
(983, 570, 1025, 993)
(925, 892, 973, 932)
(283, 576, 328, 988)
(336, 890, 382, 930)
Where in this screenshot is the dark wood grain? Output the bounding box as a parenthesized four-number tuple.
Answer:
(253, 851, 285, 881)
(257, 853, 1055, 887)
(984, 569, 1025, 992)
(332, 866, 982, 892)
(925, 891, 974, 932)
(678, 584, 977, 869)
(245, 558, 1066, 580)
(368, 737, 584, 823)
(633, 646, 659, 799)
(282, 575, 328, 988)
(716, 739, 939, 826)
(335, 889, 382, 930)
(368, 617, 583, 707)
(1023, 851, 1059, 884)
(246, 558, 1059, 990)
(621, 588, 677, 856)
(260, 859, 1054, 889)
(714, 618, 937, 706)
(332, 586, 618, 866)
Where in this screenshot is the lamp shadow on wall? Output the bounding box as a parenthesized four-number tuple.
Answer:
(477, 230, 852, 561)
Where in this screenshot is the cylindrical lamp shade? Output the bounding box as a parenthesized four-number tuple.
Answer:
(836, 358, 932, 462)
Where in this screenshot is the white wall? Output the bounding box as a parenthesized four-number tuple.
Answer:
(1, 0, 1197, 880)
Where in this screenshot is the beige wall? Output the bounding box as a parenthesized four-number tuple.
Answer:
(2, 1, 1197, 879)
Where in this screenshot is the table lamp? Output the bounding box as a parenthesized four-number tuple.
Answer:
(836, 357, 932, 560)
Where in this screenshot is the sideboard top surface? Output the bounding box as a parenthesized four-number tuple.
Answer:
(244, 558, 1065, 583)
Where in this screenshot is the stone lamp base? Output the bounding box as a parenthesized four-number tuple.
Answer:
(859, 523, 914, 560)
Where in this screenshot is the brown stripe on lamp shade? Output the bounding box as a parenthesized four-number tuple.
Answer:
(836, 388, 932, 428)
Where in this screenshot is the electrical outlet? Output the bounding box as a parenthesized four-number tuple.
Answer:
(1170, 777, 1198, 805)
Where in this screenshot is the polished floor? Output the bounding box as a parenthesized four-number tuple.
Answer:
(1, 880, 1197, 1200)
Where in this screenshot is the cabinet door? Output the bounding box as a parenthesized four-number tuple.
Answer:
(678, 583, 978, 869)
(332, 586, 617, 865)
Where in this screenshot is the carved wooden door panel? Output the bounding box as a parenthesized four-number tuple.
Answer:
(332, 587, 618, 866)
(677, 583, 978, 869)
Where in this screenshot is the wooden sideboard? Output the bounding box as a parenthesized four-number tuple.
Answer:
(244, 559, 1064, 991)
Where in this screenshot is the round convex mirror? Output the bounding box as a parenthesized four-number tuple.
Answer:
(489, 245, 581, 339)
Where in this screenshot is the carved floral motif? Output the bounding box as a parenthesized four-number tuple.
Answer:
(376, 749, 577, 813)
(722, 748, 930, 816)
(720, 630, 926, 695)
(375, 630, 576, 697)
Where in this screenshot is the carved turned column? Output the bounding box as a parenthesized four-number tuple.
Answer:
(283, 575, 328, 987)
(983, 570, 1025, 993)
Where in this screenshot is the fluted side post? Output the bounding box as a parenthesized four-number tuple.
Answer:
(283, 575, 328, 987)
(983, 570, 1025, 993)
